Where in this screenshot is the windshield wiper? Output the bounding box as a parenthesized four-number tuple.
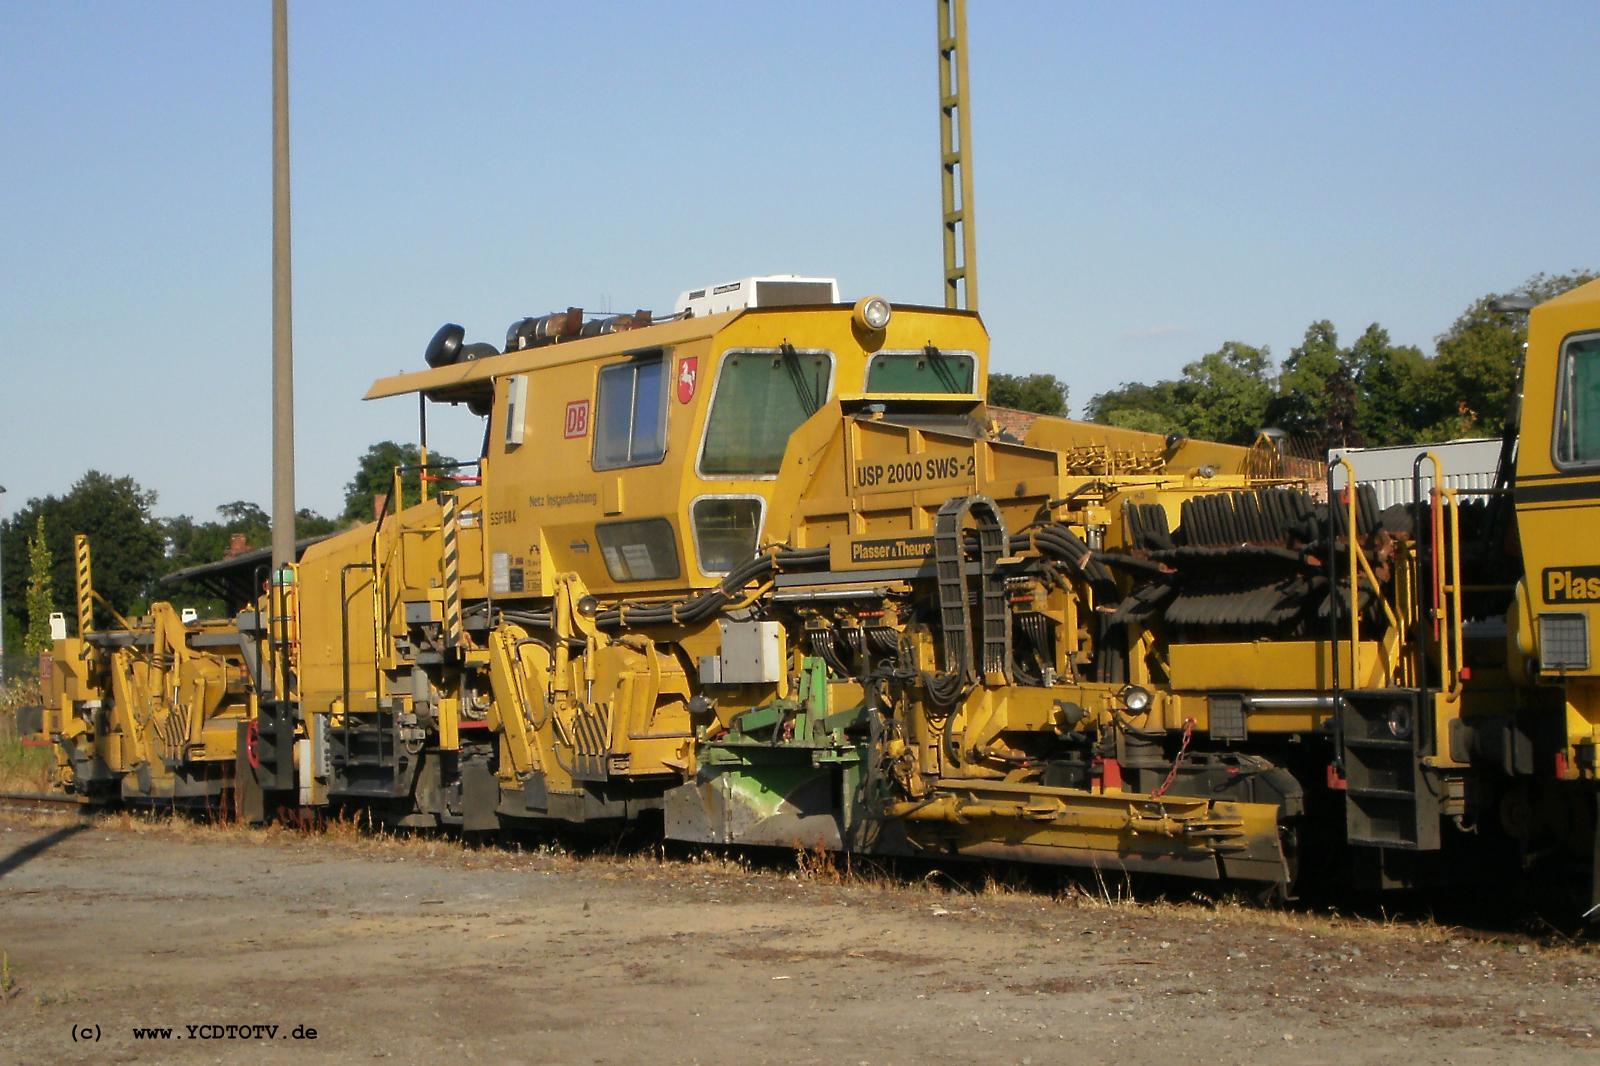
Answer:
(780, 342, 822, 415)
(923, 344, 966, 393)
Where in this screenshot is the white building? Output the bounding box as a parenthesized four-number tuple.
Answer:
(1329, 437, 1503, 510)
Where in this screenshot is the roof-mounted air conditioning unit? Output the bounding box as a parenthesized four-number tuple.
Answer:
(674, 275, 839, 318)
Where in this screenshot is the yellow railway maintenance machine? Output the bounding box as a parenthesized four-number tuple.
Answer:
(35, 276, 1600, 912)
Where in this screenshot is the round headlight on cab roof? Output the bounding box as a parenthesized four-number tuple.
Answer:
(853, 295, 892, 332)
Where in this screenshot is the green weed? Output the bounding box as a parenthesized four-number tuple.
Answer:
(0, 677, 54, 791)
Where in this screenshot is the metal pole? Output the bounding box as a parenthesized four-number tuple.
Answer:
(270, 0, 296, 573)
(936, 0, 979, 311)
(418, 393, 429, 503)
(0, 484, 8, 683)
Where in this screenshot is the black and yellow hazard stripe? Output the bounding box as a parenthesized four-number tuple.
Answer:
(441, 493, 463, 649)
(74, 534, 93, 636)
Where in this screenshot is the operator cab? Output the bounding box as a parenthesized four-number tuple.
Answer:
(364, 278, 989, 599)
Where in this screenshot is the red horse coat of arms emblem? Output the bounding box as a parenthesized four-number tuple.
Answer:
(676, 357, 698, 404)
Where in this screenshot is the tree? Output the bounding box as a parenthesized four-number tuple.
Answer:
(24, 515, 54, 656)
(1103, 405, 1180, 435)
(987, 373, 1069, 417)
(1087, 341, 1274, 445)
(1425, 270, 1598, 438)
(1080, 271, 1598, 452)
(342, 442, 460, 523)
(163, 500, 331, 575)
(1348, 324, 1427, 446)
(1172, 341, 1276, 445)
(1084, 380, 1183, 435)
(0, 471, 166, 632)
(161, 501, 340, 617)
(1427, 301, 1525, 436)
(297, 509, 339, 539)
(1267, 321, 1351, 445)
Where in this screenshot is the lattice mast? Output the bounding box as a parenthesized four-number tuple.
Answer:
(937, 0, 979, 310)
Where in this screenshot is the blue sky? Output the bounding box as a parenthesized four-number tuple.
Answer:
(2, 1, 1596, 521)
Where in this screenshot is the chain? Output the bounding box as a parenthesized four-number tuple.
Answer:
(1149, 717, 1196, 799)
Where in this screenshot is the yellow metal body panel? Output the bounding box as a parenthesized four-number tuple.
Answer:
(1168, 639, 1391, 693)
(1513, 278, 1600, 759)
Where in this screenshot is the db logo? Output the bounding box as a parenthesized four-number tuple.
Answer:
(676, 357, 698, 404)
(564, 400, 589, 439)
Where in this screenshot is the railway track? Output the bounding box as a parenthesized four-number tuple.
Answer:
(0, 790, 89, 819)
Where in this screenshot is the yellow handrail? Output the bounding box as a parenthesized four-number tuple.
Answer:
(1441, 487, 1465, 698)
(1353, 543, 1402, 684)
(1332, 458, 1361, 686)
(1332, 457, 1420, 687)
(1410, 451, 1446, 691)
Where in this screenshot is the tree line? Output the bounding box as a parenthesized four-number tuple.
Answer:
(0, 441, 456, 658)
(991, 271, 1596, 452)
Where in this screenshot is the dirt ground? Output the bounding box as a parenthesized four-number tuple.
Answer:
(1, 815, 1598, 1065)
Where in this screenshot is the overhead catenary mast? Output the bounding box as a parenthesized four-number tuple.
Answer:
(937, 0, 978, 311)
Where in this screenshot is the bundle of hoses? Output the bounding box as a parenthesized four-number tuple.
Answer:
(1012, 525, 1121, 599)
(923, 668, 966, 708)
(917, 523, 1114, 710)
(492, 545, 831, 633)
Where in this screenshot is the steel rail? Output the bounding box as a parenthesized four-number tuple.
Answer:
(0, 790, 87, 818)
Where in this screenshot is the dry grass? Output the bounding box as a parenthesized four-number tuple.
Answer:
(793, 842, 851, 883)
(783, 844, 1588, 952)
(4, 795, 1590, 955)
(0, 677, 53, 792)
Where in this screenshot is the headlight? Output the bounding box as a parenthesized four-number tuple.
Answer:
(853, 295, 892, 332)
(1122, 685, 1153, 713)
(1386, 702, 1413, 740)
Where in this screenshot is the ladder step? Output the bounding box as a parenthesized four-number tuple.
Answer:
(1347, 786, 1417, 802)
(1344, 737, 1411, 751)
(1348, 835, 1421, 851)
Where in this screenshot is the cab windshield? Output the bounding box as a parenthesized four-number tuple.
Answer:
(866, 347, 976, 394)
(700, 347, 833, 477)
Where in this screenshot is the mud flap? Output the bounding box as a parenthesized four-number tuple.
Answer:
(664, 767, 843, 850)
(1213, 800, 1293, 885)
(461, 758, 500, 832)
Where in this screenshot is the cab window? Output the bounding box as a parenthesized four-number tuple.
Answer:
(594, 353, 667, 469)
(596, 518, 680, 582)
(699, 348, 833, 477)
(866, 348, 976, 394)
(692, 497, 764, 574)
(1555, 335, 1600, 467)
